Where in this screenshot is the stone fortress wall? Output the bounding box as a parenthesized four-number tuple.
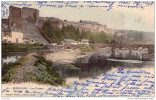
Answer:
(37, 17, 116, 36)
(9, 6, 23, 32)
(2, 6, 49, 44)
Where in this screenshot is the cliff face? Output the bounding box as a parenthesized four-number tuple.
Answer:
(62, 21, 115, 35)
(37, 17, 115, 36)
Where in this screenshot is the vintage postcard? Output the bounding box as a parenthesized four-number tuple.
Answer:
(1, 1, 154, 98)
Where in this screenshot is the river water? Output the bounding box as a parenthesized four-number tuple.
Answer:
(2, 52, 154, 86)
(2, 52, 28, 67)
(52, 54, 154, 86)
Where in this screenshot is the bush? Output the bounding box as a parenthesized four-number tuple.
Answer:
(65, 64, 80, 70)
(78, 45, 94, 52)
(29, 56, 65, 86)
(2, 43, 48, 53)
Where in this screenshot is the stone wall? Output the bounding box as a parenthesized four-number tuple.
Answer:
(2, 19, 10, 31)
(37, 17, 49, 29)
(2, 31, 23, 43)
(62, 20, 115, 35)
(9, 6, 23, 32)
(22, 7, 39, 22)
(37, 17, 62, 29)
(4, 6, 49, 45)
(37, 17, 116, 36)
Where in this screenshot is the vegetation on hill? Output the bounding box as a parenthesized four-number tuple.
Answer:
(2, 43, 48, 53)
(42, 21, 117, 44)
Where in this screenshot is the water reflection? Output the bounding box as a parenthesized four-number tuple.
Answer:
(2, 50, 154, 82)
(3, 56, 21, 64)
(2, 50, 50, 67)
(53, 55, 151, 80)
(2, 52, 28, 67)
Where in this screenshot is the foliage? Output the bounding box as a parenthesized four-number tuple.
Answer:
(42, 21, 116, 44)
(78, 45, 94, 52)
(29, 56, 65, 86)
(2, 43, 48, 53)
(2, 54, 65, 86)
(65, 64, 80, 70)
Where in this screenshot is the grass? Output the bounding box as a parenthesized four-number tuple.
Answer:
(80, 52, 86, 55)
(2, 55, 28, 83)
(78, 45, 94, 53)
(2, 54, 66, 86)
(65, 64, 80, 70)
(27, 55, 66, 86)
(2, 43, 48, 53)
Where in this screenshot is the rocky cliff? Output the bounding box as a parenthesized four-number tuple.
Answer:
(37, 17, 115, 36)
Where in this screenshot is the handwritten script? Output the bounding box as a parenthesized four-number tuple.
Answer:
(1, 1, 154, 18)
(2, 68, 154, 97)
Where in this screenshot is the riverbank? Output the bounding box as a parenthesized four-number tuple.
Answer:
(2, 53, 65, 86)
(46, 49, 95, 64)
(2, 43, 48, 53)
(2, 65, 154, 97)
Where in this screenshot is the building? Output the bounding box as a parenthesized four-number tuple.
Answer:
(81, 39, 89, 45)
(63, 39, 89, 45)
(71, 41, 81, 45)
(63, 39, 75, 45)
(2, 31, 23, 43)
(2, 6, 49, 45)
(23, 38, 29, 43)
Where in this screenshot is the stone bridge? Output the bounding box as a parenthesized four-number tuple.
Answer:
(89, 44, 154, 56)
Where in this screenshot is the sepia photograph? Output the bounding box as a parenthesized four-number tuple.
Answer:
(1, 1, 155, 98)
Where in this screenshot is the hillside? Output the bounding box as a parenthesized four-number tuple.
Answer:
(42, 21, 117, 44)
(116, 30, 154, 42)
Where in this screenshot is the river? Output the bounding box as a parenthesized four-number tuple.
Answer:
(2, 51, 154, 97)
(51, 54, 154, 86)
(2, 51, 154, 86)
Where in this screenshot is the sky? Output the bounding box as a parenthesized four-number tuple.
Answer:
(1, 1, 155, 32)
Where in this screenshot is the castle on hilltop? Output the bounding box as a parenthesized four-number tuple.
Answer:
(2, 6, 49, 44)
(2, 6, 117, 45)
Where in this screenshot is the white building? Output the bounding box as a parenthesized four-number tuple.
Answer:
(81, 39, 89, 45)
(63, 39, 89, 45)
(71, 41, 81, 45)
(2, 31, 23, 43)
(63, 39, 74, 45)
